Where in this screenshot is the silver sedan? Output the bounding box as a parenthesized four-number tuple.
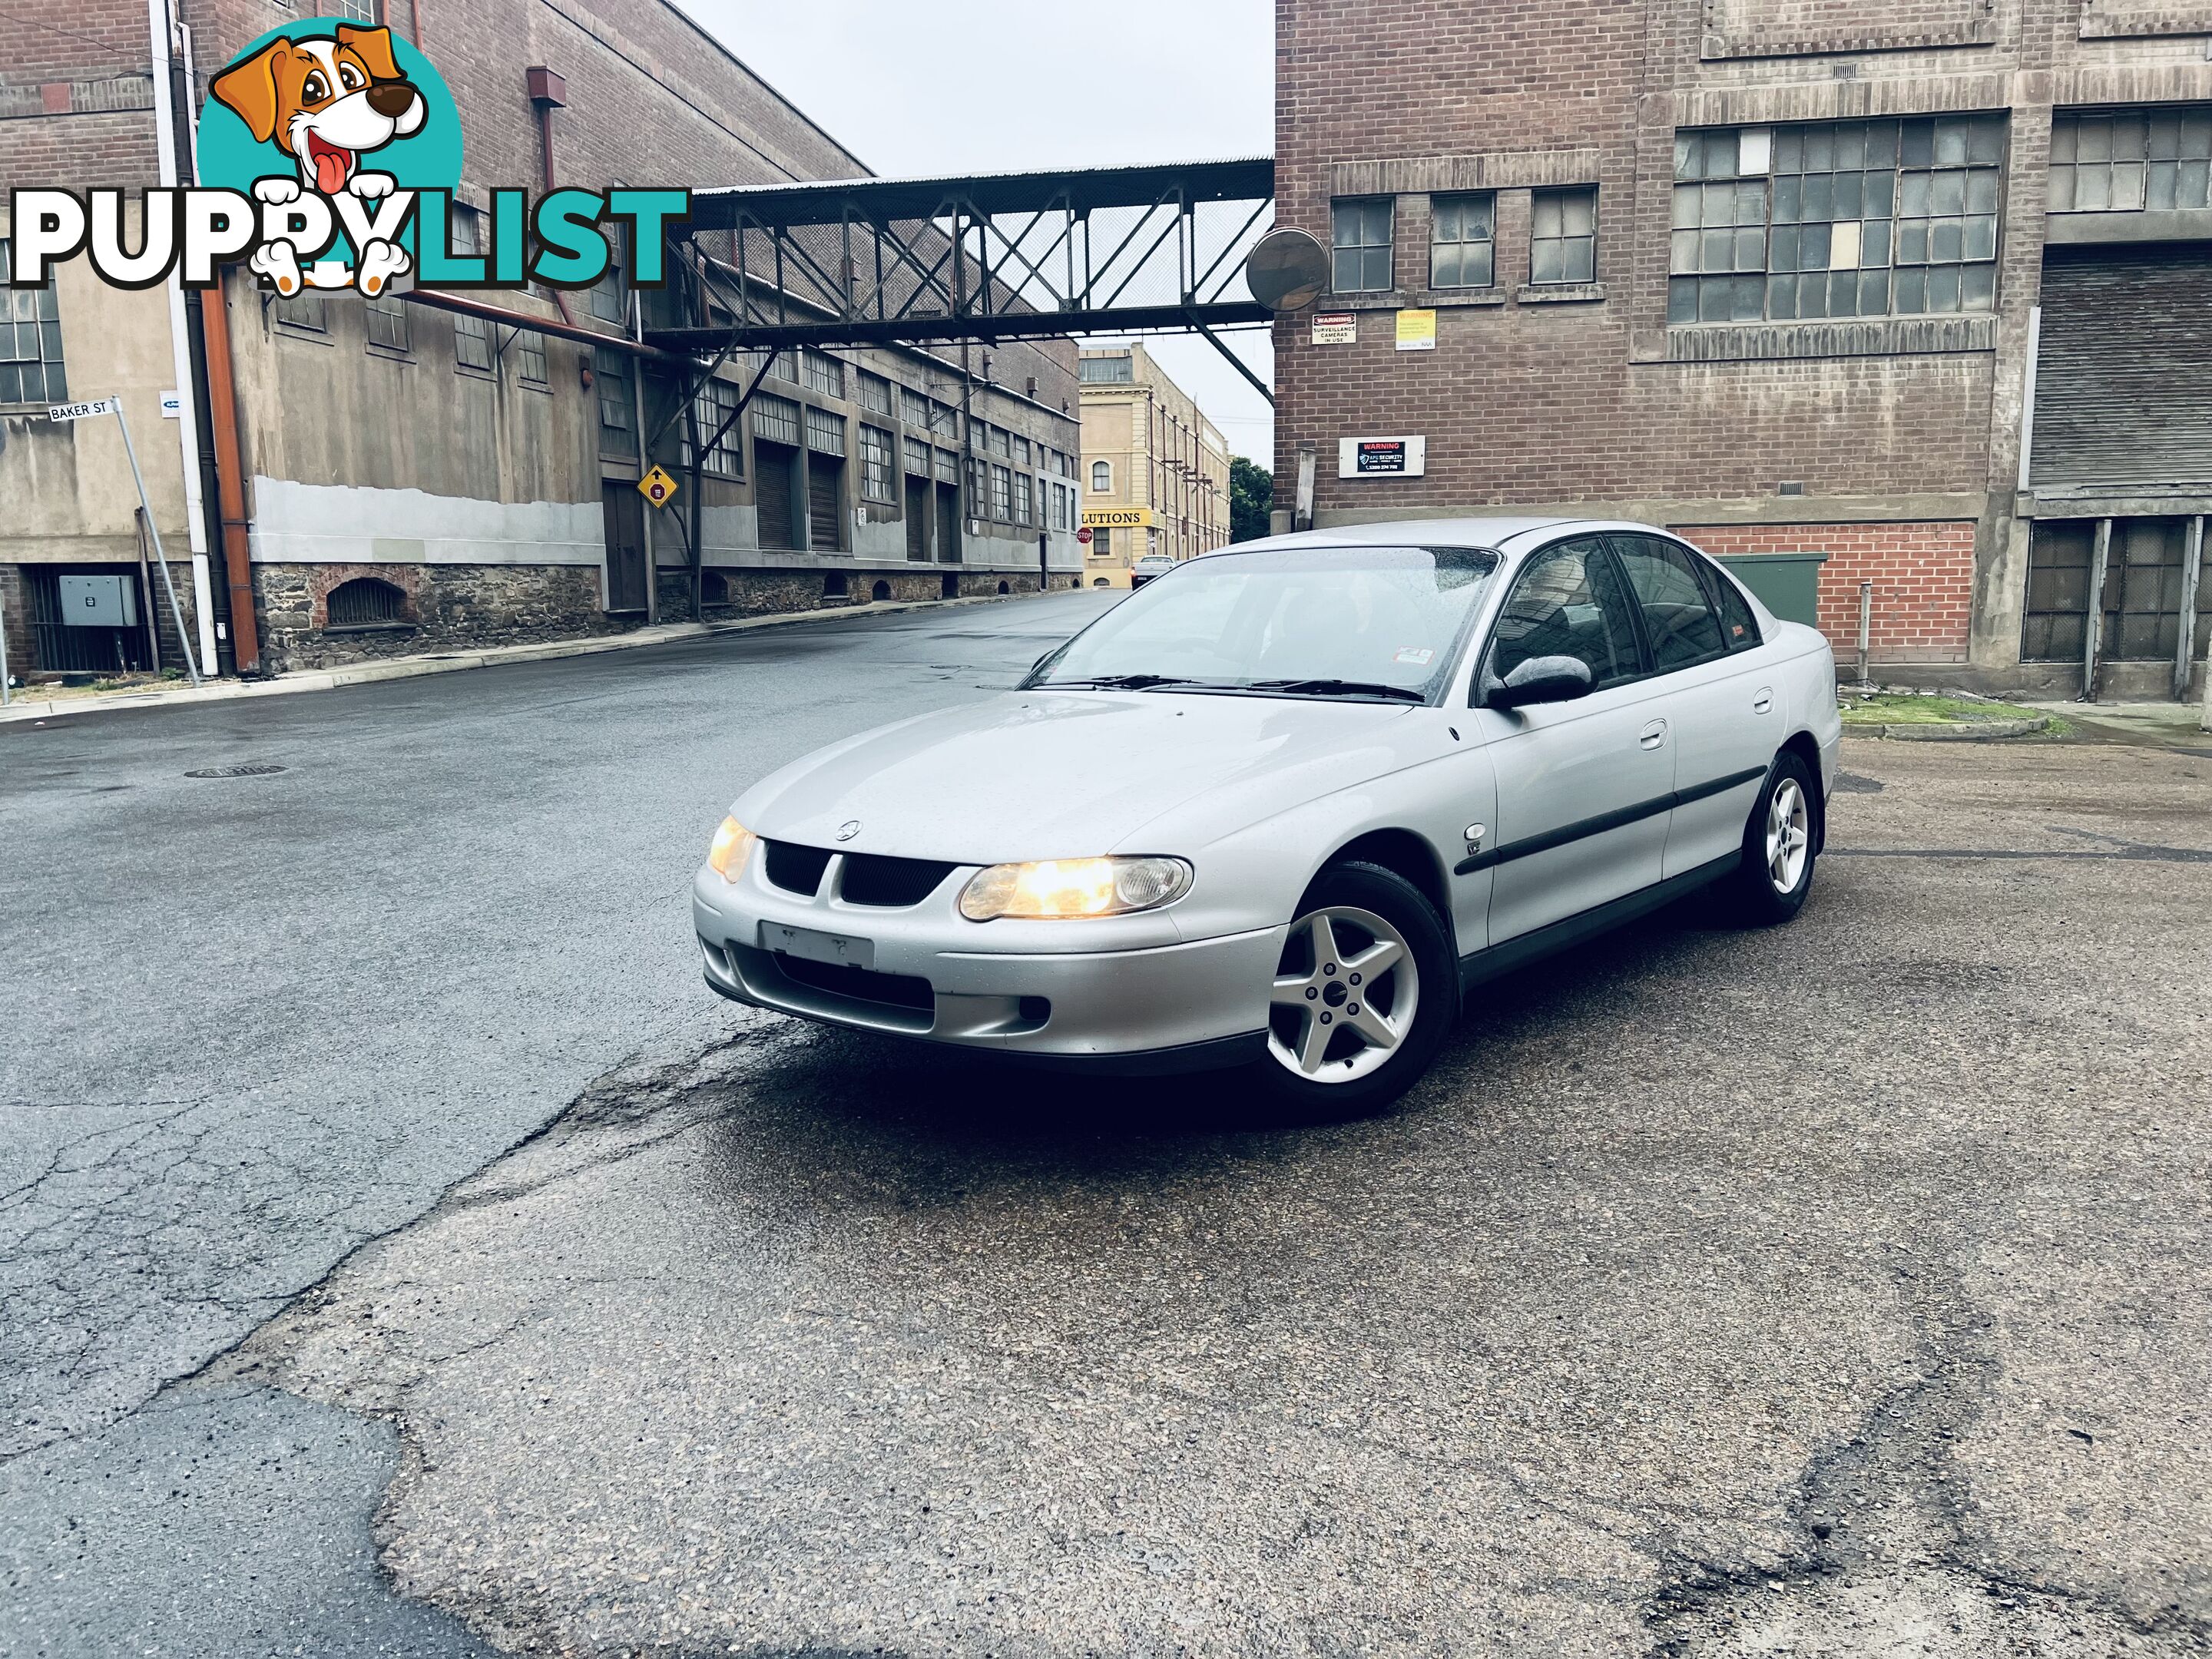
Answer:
(694, 518, 1841, 1109)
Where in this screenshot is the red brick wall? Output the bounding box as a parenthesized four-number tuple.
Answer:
(1270, 0, 2012, 520)
(1679, 522, 1977, 664)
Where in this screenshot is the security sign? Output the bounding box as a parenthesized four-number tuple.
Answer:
(637, 465, 679, 508)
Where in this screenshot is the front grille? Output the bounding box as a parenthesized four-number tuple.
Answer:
(776, 955, 935, 1014)
(840, 853, 957, 907)
(762, 839, 833, 896)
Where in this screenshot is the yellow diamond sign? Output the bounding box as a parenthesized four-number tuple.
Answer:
(637, 466, 679, 508)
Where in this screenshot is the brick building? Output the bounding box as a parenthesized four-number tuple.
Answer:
(1, 0, 1083, 682)
(1273, 0, 2212, 699)
(1076, 343, 1233, 587)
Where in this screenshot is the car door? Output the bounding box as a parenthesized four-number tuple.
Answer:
(1473, 535, 1674, 945)
(1608, 534, 1779, 879)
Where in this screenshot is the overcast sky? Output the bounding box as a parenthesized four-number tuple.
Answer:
(677, 0, 1278, 462)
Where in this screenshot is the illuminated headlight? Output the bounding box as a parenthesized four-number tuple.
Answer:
(959, 856, 1192, 921)
(707, 815, 757, 882)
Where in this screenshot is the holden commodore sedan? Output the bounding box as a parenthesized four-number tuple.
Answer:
(695, 518, 1840, 1110)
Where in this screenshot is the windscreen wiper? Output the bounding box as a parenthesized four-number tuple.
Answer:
(1040, 674, 1207, 690)
(1243, 678, 1426, 701)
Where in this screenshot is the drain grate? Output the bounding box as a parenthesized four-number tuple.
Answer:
(184, 763, 287, 779)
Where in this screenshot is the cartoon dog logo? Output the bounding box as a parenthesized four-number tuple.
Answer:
(210, 25, 426, 296)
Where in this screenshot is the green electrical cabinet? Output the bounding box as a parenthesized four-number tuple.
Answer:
(1716, 551, 1829, 629)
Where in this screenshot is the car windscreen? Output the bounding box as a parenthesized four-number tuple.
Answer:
(1026, 545, 1499, 700)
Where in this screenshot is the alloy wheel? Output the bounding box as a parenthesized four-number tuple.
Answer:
(1767, 776, 1810, 894)
(1267, 905, 1419, 1083)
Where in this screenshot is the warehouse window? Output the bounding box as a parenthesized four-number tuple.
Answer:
(587, 259, 626, 324)
(514, 327, 548, 386)
(803, 349, 844, 399)
(0, 239, 67, 403)
(687, 376, 743, 478)
(365, 290, 409, 351)
(1014, 472, 1034, 525)
(594, 346, 637, 458)
(275, 289, 326, 331)
(990, 463, 1013, 519)
(858, 372, 892, 416)
(901, 386, 932, 427)
(859, 423, 895, 502)
(1331, 199, 1394, 293)
(453, 311, 492, 372)
(1530, 187, 1598, 285)
(1671, 115, 2004, 323)
(1080, 353, 1134, 382)
(763, 349, 798, 382)
(1429, 194, 1496, 289)
(2051, 108, 2212, 213)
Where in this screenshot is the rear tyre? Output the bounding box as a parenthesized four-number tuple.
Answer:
(1250, 860, 1456, 1117)
(1724, 750, 1819, 926)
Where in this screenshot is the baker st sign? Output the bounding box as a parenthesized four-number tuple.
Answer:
(1339, 435, 1426, 478)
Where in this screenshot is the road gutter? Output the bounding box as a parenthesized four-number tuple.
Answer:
(0, 591, 1041, 725)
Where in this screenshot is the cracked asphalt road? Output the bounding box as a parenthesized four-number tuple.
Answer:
(6, 598, 2210, 1655)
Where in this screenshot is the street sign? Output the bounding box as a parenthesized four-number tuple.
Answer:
(1075, 525, 1093, 545)
(637, 466, 679, 508)
(48, 398, 120, 422)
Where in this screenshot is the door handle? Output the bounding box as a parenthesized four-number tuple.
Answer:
(1753, 687, 1775, 714)
(1638, 718, 1668, 750)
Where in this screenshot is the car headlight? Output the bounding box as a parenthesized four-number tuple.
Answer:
(707, 815, 757, 882)
(959, 856, 1191, 921)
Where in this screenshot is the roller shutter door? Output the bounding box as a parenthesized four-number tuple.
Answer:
(807, 455, 843, 551)
(2031, 247, 2212, 487)
(756, 442, 797, 548)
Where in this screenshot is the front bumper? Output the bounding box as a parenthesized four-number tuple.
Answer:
(693, 861, 1282, 1065)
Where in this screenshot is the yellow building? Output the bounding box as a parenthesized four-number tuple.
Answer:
(1078, 345, 1233, 588)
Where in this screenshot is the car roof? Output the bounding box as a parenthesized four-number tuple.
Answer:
(1205, 516, 1585, 556)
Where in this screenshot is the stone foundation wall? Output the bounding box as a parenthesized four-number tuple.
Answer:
(253, 563, 631, 674)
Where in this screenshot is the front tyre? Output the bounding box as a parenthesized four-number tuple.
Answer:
(1724, 750, 1819, 926)
(1253, 860, 1456, 1116)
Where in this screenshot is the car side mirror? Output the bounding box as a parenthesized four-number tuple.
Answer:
(1482, 654, 1594, 710)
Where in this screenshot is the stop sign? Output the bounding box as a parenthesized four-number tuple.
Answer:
(1076, 525, 1093, 545)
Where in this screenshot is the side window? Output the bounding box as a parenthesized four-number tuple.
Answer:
(1485, 538, 1642, 692)
(1612, 535, 1728, 671)
(1706, 560, 1763, 651)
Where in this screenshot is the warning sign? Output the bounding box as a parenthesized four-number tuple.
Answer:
(1311, 311, 1356, 345)
(1394, 309, 1436, 352)
(1337, 436, 1428, 478)
(637, 466, 679, 508)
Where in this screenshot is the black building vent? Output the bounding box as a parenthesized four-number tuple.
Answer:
(840, 854, 956, 907)
(326, 576, 407, 629)
(762, 840, 833, 896)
